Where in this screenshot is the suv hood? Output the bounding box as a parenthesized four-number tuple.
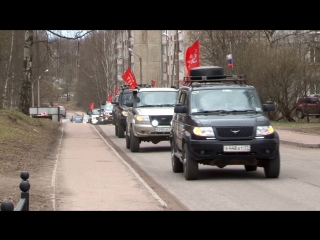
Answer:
(136, 107, 174, 115)
(192, 114, 270, 127)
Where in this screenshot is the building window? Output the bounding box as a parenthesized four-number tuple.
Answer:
(162, 44, 167, 55)
(163, 62, 167, 73)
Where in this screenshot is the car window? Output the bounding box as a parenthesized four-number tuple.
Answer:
(137, 91, 178, 106)
(92, 109, 100, 115)
(121, 92, 132, 105)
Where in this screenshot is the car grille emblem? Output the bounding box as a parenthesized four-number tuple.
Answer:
(231, 130, 240, 134)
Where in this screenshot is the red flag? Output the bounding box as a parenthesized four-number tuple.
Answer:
(114, 86, 119, 95)
(185, 39, 200, 76)
(122, 67, 138, 89)
(108, 94, 113, 103)
(89, 101, 94, 110)
(151, 80, 156, 87)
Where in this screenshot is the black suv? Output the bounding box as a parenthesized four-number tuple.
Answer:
(112, 84, 151, 138)
(170, 66, 280, 180)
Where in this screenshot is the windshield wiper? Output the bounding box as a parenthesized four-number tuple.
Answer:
(229, 109, 259, 113)
(196, 110, 229, 114)
(138, 105, 156, 107)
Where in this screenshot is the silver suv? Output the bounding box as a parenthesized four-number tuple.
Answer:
(125, 87, 178, 152)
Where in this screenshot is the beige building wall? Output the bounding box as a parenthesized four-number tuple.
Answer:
(116, 30, 191, 88)
(132, 30, 162, 86)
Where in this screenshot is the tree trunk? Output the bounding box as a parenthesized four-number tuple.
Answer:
(19, 30, 33, 115)
(2, 30, 14, 109)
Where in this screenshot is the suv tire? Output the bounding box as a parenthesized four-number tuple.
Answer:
(125, 128, 130, 149)
(171, 137, 183, 173)
(115, 124, 118, 136)
(117, 124, 125, 138)
(130, 128, 140, 152)
(296, 110, 305, 119)
(183, 144, 198, 180)
(263, 151, 280, 178)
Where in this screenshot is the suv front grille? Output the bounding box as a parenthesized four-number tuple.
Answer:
(216, 127, 253, 138)
(149, 115, 172, 126)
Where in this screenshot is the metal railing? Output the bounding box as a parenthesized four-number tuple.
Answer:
(0, 171, 30, 211)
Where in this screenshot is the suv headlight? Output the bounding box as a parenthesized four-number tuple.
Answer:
(134, 115, 150, 124)
(121, 110, 128, 116)
(193, 127, 215, 137)
(256, 125, 274, 136)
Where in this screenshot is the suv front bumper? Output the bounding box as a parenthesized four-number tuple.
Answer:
(185, 137, 279, 162)
(132, 124, 172, 138)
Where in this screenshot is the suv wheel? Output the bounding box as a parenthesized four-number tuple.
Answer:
(115, 124, 118, 136)
(171, 137, 183, 173)
(125, 128, 130, 149)
(263, 151, 280, 178)
(183, 145, 198, 180)
(118, 124, 125, 138)
(296, 110, 305, 119)
(245, 165, 257, 171)
(130, 128, 140, 152)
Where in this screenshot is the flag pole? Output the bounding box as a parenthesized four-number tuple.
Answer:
(229, 41, 235, 75)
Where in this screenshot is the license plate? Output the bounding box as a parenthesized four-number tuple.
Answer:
(223, 145, 250, 152)
(155, 127, 171, 132)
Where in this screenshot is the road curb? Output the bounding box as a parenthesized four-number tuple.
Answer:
(280, 140, 320, 148)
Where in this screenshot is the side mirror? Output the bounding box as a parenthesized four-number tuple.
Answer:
(262, 101, 275, 111)
(174, 104, 187, 113)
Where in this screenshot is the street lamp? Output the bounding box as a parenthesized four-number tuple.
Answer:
(128, 48, 142, 84)
(163, 33, 179, 87)
(32, 69, 48, 107)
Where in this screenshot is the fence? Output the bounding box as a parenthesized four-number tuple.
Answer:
(0, 171, 30, 211)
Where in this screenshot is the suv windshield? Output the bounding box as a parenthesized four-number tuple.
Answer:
(190, 88, 263, 113)
(137, 91, 178, 107)
(121, 92, 133, 106)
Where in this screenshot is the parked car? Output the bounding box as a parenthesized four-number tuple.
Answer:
(70, 115, 84, 123)
(296, 94, 320, 119)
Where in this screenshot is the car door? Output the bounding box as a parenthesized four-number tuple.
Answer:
(174, 90, 187, 151)
(306, 97, 318, 115)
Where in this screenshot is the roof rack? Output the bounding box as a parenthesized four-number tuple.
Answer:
(182, 74, 247, 85)
(120, 84, 152, 91)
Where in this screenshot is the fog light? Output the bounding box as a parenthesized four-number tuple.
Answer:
(151, 119, 159, 127)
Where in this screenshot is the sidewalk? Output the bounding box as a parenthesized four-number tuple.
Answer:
(54, 113, 168, 211)
(276, 129, 320, 148)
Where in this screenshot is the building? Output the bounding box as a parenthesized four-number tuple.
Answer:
(116, 30, 187, 88)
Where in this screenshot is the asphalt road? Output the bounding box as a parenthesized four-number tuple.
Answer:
(99, 123, 320, 210)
